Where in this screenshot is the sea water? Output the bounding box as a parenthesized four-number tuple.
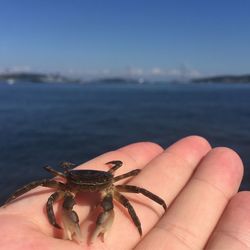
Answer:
(0, 81, 250, 203)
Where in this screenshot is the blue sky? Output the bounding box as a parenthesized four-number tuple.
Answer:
(0, 0, 250, 78)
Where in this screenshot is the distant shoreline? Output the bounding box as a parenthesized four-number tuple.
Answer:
(0, 72, 250, 84)
(0, 72, 82, 84)
(192, 74, 250, 84)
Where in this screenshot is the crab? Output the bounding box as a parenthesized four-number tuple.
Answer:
(3, 160, 167, 242)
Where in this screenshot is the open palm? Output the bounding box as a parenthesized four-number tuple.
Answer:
(1, 136, 249, 250)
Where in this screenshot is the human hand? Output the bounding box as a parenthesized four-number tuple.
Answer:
(0, 136, 249, 250)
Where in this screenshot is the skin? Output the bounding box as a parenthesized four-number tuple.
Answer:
(0, 135, 250, 250)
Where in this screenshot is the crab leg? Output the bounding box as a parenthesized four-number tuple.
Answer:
(47, 190, 65, 229)
(113, 169, 141, 182)
(91, 193, 115, 242)
(44, 165, 66, 178)
(106, 160, 123, 174)
(116, 185, 167, 211)
(61, 193, 83, 242)
(3, 179, 65, 206)
(114, 190, 142, 235)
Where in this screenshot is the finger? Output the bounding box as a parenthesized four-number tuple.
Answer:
(136, 147, 243, 250)
(128, 135, 212, 206)
(0, 142, 163, 235)
(103, 136, 211, 248)
(77, 141, 163, 173)
(206, 191, 250, 250)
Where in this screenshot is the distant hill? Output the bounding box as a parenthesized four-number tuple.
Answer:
(0, 72, 81, 84)
(192, 74, 250, 83)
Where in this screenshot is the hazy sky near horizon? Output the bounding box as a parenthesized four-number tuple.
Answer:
(0, 0, 250, 77)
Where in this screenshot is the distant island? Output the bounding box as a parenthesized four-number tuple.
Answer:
(192, 74, 250, 84)
(1, 72, 250, 84)
(0, 72, 81, 84)
(0, 72, 146, 85)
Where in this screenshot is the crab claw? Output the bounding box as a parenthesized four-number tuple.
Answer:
(62, 208, 83, 243)
(91, 210, 114, 243)
(61, 194, 83, 243)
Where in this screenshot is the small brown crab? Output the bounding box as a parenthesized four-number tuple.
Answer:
(4, 161, 167, 242)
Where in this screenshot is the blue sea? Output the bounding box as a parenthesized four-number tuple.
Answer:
(0, 81, 250, 203)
